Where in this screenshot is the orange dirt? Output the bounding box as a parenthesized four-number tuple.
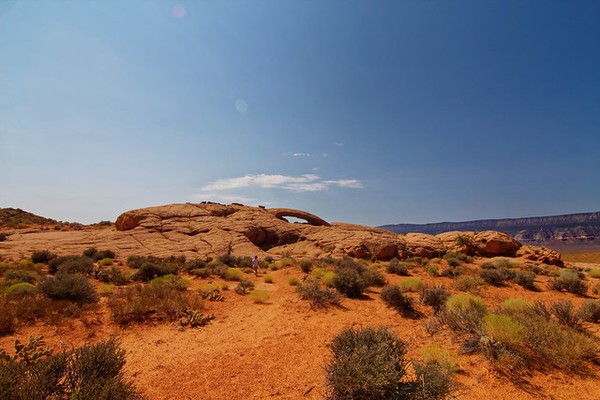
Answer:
(1, 264, 600, 399)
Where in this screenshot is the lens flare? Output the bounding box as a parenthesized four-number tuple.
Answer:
(172, 3, 186, 19)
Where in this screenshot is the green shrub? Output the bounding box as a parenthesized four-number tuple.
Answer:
(97, 258, 114, 267)
(321, 271, 336, 287)
(131, 260, 178, 282)
(86, 249, 116, 262)
(2, 269, 41, 285)
(380, 285, 415, 315)
(386, 259, 409, 276)
(426, 264, 440, 277)
(235, 279, 255, 295)
(4, 282, 37, 297)
(325, 326, 412, 400)
(95, 266, 130, 286)
(452, 275, 484, 293)
(420, 285, 450, 314)
(413, 344, 455, 399)
(48, 255, 94, 275)
(225, 267, 244, 281)
(288, 276, 300, 286)
(332, 265, 368, 298)
(263, 274, 273, 283)
(483, 314, 526, 347)
(363, 266, 386, 287)
(500, 298, 530, 315)
(249, 290, 269, 303)
(576, 300, 600, 323)
(444, 252, 473, 263)
(296, 278, 342, 309)
(549, 269, 587, 295)
(480, 267, 515, 286)
(31, 250, 56, 264)
(588, 269, 600, 279)
(147, 274, 190, 291)
(39, 273, 98, 304)
(513, 270, 536, 290)
(398, 277, 423, 292)
(126, 255, 150, 269)
(217, 254, 237, 266)
(442, 293, 487, 333)
(98, 283, 116, 296)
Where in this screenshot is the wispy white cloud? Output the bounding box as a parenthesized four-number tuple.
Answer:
(194, 174, 363, 200)
(292, 152, 311, 157)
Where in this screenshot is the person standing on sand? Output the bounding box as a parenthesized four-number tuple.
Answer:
(252, 255, 260, 276)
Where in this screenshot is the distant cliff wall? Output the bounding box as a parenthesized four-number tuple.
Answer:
(380, 212, 600, 251)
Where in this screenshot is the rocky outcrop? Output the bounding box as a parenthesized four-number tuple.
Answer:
(516, 245, 563, 266)
(1, 202, 559, 264)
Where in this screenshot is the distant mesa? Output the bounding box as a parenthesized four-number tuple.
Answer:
(379, 211, 600, 252)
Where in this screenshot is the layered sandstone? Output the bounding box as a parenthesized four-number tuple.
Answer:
(0, 203, 560, 265)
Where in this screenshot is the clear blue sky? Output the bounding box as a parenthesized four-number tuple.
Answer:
(1, 0, 599, 226)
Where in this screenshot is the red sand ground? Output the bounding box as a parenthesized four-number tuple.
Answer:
(1, 263, 600, 399)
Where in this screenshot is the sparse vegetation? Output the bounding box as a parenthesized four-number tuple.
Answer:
(386, 258, 409, 276)
(108, 283, 203, 326)
(420, 285, 450, 314)
(549, 269, 587, 295)
(39, 273, 98, 304)
(0, 336, 140, 399)
(288, 276, 300, 286)
(380, 284, 415, 316)
(576, 300, 600, 323)
(442, 293, 487, 334)
(249, 289, 269, 303)
(325, 326, 411, 399)
(398, 277, 423, 292)
(235, 279, 255, 295)
(31, 250, 56, 264)
(296, 278, 342, 309)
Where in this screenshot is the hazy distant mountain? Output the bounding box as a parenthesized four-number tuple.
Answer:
(379, 212, 600, 251)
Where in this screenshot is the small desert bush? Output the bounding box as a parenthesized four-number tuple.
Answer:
(296, 278, 341, 309)
(380, 284, 415, 315)
(2, 268, 41, 285)
(398, 277, 423, 292)
(593, 281, 600, 295)
(588, 269, 600, 279)
(288, 276, 300, 286)
(551, 300, 581, 329)
(420, 285, 450, 314)
(263, 274, 273, 283)
(97, 257, 114, 267)
(83, 247, 116, 262)
(48, 255, 94, 275)
(321, 271, 336, 287)
(363, 266, 386, 287)
(39, 273, 98, 304)
(444, 252, 473, 263)
(4, 282, 37, 298)
(418, 344, 457, 374)
(331, 258, 374, 298)
(147, 274, 190, 291)
(500, 298, 530, 315)
(217, 254, 237, 266)
(479, 267, 515, 286)
(549, 269, 587, 295)
(95, 265, 130, 286)
(442, 293, 487, 334)
(198, 283, 222, 299)
(0, 297, 16, 335)
(386, 259, 409, 276)
(0, 336, 140, 400)
(0, 233, 6, 242)
(249, 290, 269, 303)
(224, 267, 244, 281)
(131, 259, 178, 282)
(452, 275, 484, 293)
(98, 283, 116, 296)
(31, 250, 56, 264)
(235, 279, 255, 295)
(483, 314, 526, 347)
(576, 300, 600, 323)
(513, 270, 536, 290)
(299, 259, 313, 274)
(108, 284, 202, 325)
(426, 264, 440, 277)
(325, 326, 411, 400)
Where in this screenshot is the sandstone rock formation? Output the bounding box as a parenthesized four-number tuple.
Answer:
(0, 203, 561, 265)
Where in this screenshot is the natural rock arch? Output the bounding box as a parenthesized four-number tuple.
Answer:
(267, 208, 330, 227)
